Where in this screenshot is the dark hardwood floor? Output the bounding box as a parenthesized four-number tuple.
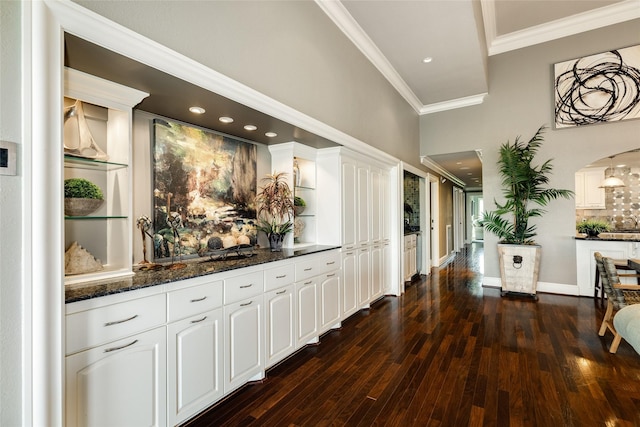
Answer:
(185, 243, 640, 426)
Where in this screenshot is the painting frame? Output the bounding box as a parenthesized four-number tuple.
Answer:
(554, 44, 640, 128)
(151, 118, 258, 261)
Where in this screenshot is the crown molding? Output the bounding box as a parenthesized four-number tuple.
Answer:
(485, 0, 640, 56)
(420, 156, 466, 188)
(315, 0, 423, 113)
(419, 93, 488, 115)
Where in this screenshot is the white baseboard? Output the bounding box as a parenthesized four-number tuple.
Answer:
(482, 276, 581, 296)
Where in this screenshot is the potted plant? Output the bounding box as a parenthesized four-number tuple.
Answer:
(294, 196, 306, 216)
(255, 171, 295, 251)
(479, 126, 573, 297)
(64, 177, 104, 216)
(577, 219, 611, 237)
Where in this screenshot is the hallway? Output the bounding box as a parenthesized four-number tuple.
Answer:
(186, 243, 640, 426)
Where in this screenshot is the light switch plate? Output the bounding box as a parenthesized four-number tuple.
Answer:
(0, 140, 17, 176)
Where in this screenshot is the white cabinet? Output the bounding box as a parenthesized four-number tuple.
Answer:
(371, 166, 382, 244)
(370, 243, 383, 301)
(65, 326, 167, 427)
(357, 163, 371, 247)
(295, 277, 319, 347)
(341, 249, 358, 318)
(357, 247, 371, 308)
(341, 157, 358, 250)
(575, 168, 606, 209)
(383, 241, 392, 294)
(167, 280, 223, 426)
(576, 239, 640, 296)
(265, 284, 295, 368)
(63, 68, 148, 285)
(404, 234, 417, 282)
(224, 296, 264, 393)
(319, 271, 341, 333)
(223, 268, 264, 393)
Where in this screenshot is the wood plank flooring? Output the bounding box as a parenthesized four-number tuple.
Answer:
(184, 243, 640, 426)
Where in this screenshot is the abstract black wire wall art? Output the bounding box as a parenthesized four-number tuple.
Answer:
(554, 45, 640, 128)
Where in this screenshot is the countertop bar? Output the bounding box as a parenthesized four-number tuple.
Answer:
(65, 245, 340, 303)
(575, 235, 640, 242)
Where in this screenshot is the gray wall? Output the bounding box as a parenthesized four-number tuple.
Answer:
(74, 0, 421, 166)
(421, 19, 640, 286)
(0, 1, 23, 425)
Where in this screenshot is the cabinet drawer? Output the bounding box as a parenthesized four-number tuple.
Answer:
(224, 271, 264, 305)
(264, 263, 295, 292)
(167, 280, 223, 322)
(296, 251, 340, 281)
(66, 293, 166, 355)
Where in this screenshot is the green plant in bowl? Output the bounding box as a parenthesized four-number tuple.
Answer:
(294, 196, 306, 216)
(576, 219, 611, 237)
(64, 178, 104, 216)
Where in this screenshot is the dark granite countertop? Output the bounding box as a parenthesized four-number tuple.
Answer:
(65, 245, 340, 303)
(575, 235, 640, 242)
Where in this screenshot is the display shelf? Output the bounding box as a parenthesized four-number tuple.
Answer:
(65, 215, 128, 220)
(64, 155, 127, 171)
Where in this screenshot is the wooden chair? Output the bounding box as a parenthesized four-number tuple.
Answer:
(594, 252, 640, 353)
(593, 258, 636, 306)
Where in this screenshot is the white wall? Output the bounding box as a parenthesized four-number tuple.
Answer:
(421, 19, 640, 291)
(73, 0, 421, 167)
(0, 1, 23, 425)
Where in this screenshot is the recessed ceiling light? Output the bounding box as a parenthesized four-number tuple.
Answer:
(459, 166, 470, 170)
(265, 132, 278, 138)
(189, 106, 205, 114)
(219, 116, 234, 123)
(617, 164, 627, 168)
(422, 57, 433, 63)
(467, 172, 473, 175)
(244, 125, 257, 131)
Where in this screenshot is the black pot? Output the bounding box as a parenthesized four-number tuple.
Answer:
(268, 233, 285, 251)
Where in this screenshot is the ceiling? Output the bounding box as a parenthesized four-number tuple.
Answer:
(64, 0, 640, 189)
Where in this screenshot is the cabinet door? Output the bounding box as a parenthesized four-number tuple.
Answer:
(575, 172, 585, 208)
(265, 284, 296, 368)
(65, 327, 166, 427)
(370, 167, 382, 243)
(383, 241, 392, 293)
(224, 296, 263, 393)
(357, 247, 371, 308)
(370, 244, 383, 301)
(357, 164, 371, 246)
(296, 278, 319, 348)
(342, 160, 357, 249)
(319, 272, 341, 333)
(584, 170, 606, 208)
(167, 308, 223, 426)
(341, 250, 358, 318)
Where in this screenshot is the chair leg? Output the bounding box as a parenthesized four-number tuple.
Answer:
(610, 332, 622, 353)
(599, 301, 613, 336)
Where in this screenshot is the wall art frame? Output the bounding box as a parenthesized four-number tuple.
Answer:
(554, 44, 640, 128)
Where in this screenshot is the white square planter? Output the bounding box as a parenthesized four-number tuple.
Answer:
(497, 244, 541, 298)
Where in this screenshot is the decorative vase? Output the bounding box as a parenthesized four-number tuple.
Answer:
(294, 205, 306, 216)
(268, 233, 285, 252)
(64, 198, 104, 216)
(497, 243, 541, 298)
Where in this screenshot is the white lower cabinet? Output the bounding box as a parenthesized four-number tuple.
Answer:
(296, 278, 319, 348)
(265, 284, 296, 368)
(358, 247, 371, 308)
(341, 249, 358, 318)
(224, 295, 264, 393)
(65, 326, 167, 427)
(319, 272, 341, 333)
(167, 308, 223, 426)
(370, 244, 383, 301)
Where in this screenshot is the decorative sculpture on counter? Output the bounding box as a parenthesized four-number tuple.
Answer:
(64, 241, 103, 276)
(167, 212, 187, 270)
(136, 215, 158, 267)
(64, 99, 109, 160)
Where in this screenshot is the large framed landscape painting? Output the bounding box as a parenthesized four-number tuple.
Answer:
(152, 119, 257, 260)
(554, 44, 640, 128)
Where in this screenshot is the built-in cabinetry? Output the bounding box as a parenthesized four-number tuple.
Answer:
(65, 249, 341, 426)
(63, 68, 148, 284)
(404, 234, 418, 282)
(341, 150, 391, 309)
(576, 239, 640, 296)
(575, 168, 606, 209)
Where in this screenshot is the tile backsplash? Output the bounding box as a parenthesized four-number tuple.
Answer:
(403, 172, 419, 226)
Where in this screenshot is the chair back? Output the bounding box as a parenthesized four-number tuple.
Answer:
(600, 255, 629, 309)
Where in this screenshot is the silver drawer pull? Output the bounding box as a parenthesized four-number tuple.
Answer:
(104, 314, 138, 327)
(104, 339, 138, 353)
(191, 316, 207, 323)
(326, 273, 336, 277)
(276, 290, 287, 295)
(304, 280, 312, 285)
(326, 261, 335, 265)
(346, 252, 354, 255)
(190, 296, 207, 302)
(240, 284, 253, 288)
(240, 301, 253, 306)
(276, 274, 287, 279)
(304, 267, 312, 271)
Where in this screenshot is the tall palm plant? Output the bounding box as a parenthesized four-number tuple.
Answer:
(480, 126, 573, 244)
